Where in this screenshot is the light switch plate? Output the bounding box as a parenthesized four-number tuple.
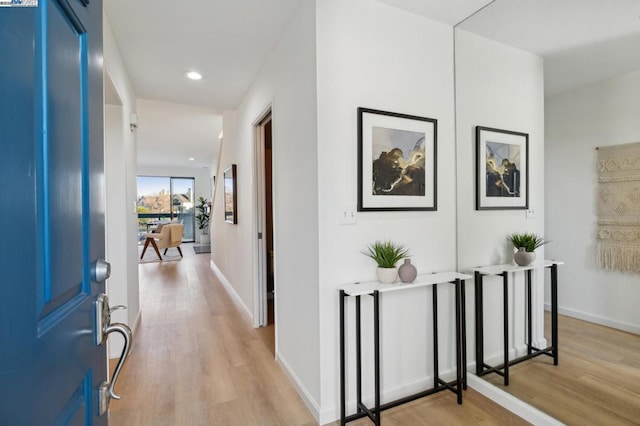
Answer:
(339, 207, 357, 225)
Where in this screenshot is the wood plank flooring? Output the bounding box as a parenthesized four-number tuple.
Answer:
(110, 245, 527, 425)
(484, 313, 640, 425)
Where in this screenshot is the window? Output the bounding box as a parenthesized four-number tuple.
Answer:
(136, 176, 195, 242)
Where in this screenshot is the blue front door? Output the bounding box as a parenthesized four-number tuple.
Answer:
(0, 0, 107, 424)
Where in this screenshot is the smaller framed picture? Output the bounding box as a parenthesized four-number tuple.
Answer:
(223, 164, 237, 224)
(476, 126, 528, 210)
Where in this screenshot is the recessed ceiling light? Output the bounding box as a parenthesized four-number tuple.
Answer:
(188, 157, 195, 161)
(185, 71, 202, 81)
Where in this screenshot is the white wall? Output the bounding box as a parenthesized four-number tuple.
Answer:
(208, 2, 546, 423)
(545, 69, 640, 333)
(210, 0, 321, 415)
(455, 30, 546, 365)
(104, 17, 140, 358)
(316, 1, 457, 422)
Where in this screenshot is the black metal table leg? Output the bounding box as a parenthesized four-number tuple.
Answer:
(551, 264, 559, 365)
(454, 279, 463, 404)
(340, 290, 346, 425)
(432, 284, 439, 389)
(474, 271, 484, 376)
(460, 278, 467, 390)
(373, 290, 381, 426)
(502, 271, 509, 386)
(356, 296, 362, 412)
(527, 269, 532, 355)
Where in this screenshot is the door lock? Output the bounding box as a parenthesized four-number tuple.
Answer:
(92, 259, 111, 283)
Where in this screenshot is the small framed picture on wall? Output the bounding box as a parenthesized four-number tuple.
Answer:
(223, 164, 237, 224)
(476, 126, 528, 210)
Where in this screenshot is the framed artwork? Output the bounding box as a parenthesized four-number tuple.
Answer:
(476, 126, 528, 210)
(357, 107, 437, 211)
(223, 164, 237, 224)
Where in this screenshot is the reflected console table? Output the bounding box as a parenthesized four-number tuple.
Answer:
(338, 272, 472, 425)
(472, 260, 563, 386)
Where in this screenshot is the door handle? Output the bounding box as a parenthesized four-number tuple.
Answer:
(94, 294, 133, 415)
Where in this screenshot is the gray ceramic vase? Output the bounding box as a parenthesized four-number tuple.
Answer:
(513, 247, 536, 266)
(398, 259, 417, 283)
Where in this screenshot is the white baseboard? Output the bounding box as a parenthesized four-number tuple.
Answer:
(275, 351, 321, 423)
(545, 304, 640, 335)
(467, 374, 564, 426)
(318, 367, 459, 425)
(210, 260, 253, 322)
(481, 343, 530, 367)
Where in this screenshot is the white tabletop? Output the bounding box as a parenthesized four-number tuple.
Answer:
(338, 271, 473, 297)
(471, 260, 564, 276)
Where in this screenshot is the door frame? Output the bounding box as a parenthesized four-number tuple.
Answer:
(253, 106, 273, 332)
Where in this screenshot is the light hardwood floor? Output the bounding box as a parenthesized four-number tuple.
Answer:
(110, 245, 527, 425)
(484, 312, 640, 425)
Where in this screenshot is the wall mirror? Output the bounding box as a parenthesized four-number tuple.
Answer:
(455, 0, 640, 423)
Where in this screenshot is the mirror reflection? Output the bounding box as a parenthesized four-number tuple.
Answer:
(456, 0, 640, 423)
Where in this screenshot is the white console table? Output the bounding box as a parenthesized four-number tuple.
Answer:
(471, 260, 563, 386)
(338, 271, 472, 425)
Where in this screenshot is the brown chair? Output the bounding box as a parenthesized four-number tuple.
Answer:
(140, 223, 184, 260)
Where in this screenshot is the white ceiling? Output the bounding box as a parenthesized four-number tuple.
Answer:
(135, 99, 222, 169)
(455, 0, 640, 96)
(104, 0, 304, 170)
(105, 0, 640, 168)
(375, 0, 493, 26)
(104, 0, 305, 110)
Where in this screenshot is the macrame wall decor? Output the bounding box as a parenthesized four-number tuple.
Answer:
(597, 142, 640, 273)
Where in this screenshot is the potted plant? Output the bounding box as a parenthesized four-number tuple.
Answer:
(195, 196, 210, 244)
(362, 240, 410, 283)
(507, 232, 548, 266)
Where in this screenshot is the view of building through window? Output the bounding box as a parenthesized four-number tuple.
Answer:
(136, 176, 195, 242)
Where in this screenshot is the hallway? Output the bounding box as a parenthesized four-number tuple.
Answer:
(109, 246, 314, 425)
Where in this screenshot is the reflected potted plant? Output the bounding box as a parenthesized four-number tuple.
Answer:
(195, 196, 210, 244)
(507, 232, 548, 266)
(362, 240, 410, 283)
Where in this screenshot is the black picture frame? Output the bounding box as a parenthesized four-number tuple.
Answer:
(357, 107, 437, 211)
(223, 164, 238, 224)
(476, 126, 529, 210)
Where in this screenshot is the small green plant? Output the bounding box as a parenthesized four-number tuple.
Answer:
(507, 232, 548, 252)
(195, 196, 210, 234)
(362, 240, 410, 268)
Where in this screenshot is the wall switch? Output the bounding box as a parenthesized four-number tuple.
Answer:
(526, 208, 536, 219)
(339, 207, 357, 225)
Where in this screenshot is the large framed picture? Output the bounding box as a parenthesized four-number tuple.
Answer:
(476, 126, 528, 210)
(358, 107, 437, 211)
(223, 164, 237, 224)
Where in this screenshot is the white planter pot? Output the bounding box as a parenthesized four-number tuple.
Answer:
(513, 247, 536, 266)
(200, 233, 210, 245)
(376, 267, 398, 284)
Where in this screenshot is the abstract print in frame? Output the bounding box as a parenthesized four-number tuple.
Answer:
(476, 126, 528, 210)
(358, 107, 437, 211)
(224, 164, 237, 224)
